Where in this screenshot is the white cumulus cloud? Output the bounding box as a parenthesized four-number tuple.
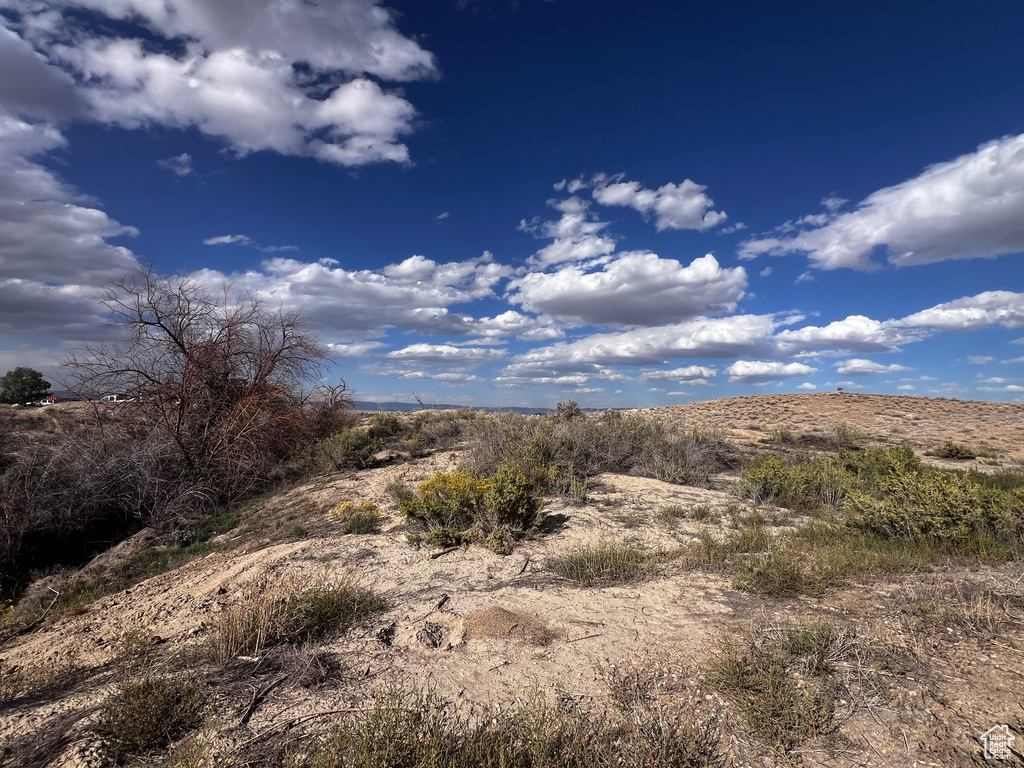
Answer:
(204, 234, 254, 246)
(386, 344, 506, 367)
(773, 316, 925, 356)
(834, 359, 912, 376)
(590, 174, 727, 231)
(508, 252, 747, 326)
(0, 114, 140, 339)
(739, 133, 1024, 270)
(640, 365, 717, 383)
(898, 291, 1024, 331)
(512, 314, 777, 372)
(520, 196, 616, 269)
(194, 252, 511, 340)
(6, 0, 437, 166)
(726, 360, 817, 384)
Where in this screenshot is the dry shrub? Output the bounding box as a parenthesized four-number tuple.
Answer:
(897, 579, 1024, 639)
(279, 643, 348, 689)
(98, 676, 205, 758)
(209, 570, 386, 662)
(308, 685, 726, 768)
(711, 622, 853, 756)
(601, 663, 659, 714)
(406, 408, 479, 452)
(0, 654, 86, 707)
(463, 411, 735, 494)
(0, 422, 211, 597)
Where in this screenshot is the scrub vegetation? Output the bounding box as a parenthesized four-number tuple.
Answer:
(2, 282, 1022, 766)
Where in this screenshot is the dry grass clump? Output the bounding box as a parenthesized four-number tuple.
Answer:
(330, 501, 384, 534)
(676, 523, 771, 571)
(733, 540, 851, 598)
(896, 578, 1024, 639)
(307, 686, 726, 768)
(209, 570, 386, 662)
(657, 504, 718, 526)
(551, 540, 672, 586)
(768, 422, 864, 451)
(710, 622, 853, 757)
(97, 676, 205, 759)
(0, 654, 86, 707)
(464, 606, 558, 646)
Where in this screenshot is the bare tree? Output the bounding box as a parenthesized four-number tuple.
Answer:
(63, 268, 350, 499)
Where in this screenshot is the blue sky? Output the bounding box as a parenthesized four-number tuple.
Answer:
(2, 0, 1023, 407)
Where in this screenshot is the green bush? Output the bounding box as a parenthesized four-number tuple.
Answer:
(846, 464, 1023, 553)
(321, 428, 382, 469)
(98, 677, 204, 758)
(741, 455, 791, 505)
(399, 471, 488, 531)
(933, 441, 977, 460)
(484, 462, 545, 530)
(368, 413, 403, 440)
(399, 463, 545, 549)
(740, 445, 920, 512)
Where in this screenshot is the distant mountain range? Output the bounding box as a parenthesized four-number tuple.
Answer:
(352, 400, 553, 414)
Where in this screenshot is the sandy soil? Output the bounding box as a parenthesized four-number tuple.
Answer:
(632, 392, 1024, 465)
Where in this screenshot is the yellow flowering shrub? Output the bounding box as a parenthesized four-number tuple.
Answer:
(329, 501, 383, 534)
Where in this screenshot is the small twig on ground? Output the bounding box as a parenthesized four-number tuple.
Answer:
(414, 594, 451, 622)
(863, 734, 884, 760)
(488, 661, 509, 672)
(566, 633, 602, 644)
(429, 546, 460, 560)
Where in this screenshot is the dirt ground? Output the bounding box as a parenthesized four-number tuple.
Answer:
(632, 392, 1024, 465)
(2, 394, 1023, 767)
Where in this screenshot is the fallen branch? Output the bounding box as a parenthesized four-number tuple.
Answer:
(239, 675, 287, 727)
(16, 587, 60, 636)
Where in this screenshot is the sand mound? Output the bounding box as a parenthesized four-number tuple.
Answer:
(464, 607, 557, 646)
